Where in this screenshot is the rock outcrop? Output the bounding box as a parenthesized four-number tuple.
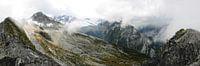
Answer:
(0, 17, 61, 66)
(161, 29, 200, 66)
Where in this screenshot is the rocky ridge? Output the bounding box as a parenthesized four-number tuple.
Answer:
(0, 17, 61, 66)
(160, 29, 200, 66)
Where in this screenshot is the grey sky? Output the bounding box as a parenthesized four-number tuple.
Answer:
(0, 0, 200, 40)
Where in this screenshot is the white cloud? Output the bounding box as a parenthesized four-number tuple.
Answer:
(0, 0, 200, 40)
(161, 0, 200, 40)
(0, 0, 164, 20)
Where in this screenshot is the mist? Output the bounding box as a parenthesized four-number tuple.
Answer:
(161, 0, 200, 40)
(0, 0, 200, 40)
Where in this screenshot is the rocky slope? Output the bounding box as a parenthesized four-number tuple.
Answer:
(29, 12, 200, 66)
(0, 17, 61, 66)
(160, 29, 200, 66)
(20, 12, 150, 66)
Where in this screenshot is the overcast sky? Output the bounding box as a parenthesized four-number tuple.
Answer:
(0, 0, 200, 40)
(0, 0, 163, 19)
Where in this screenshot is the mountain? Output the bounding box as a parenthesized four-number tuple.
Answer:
(160, 29, 200, 66)
(16, 11, 200, 66)
(31, 12, 154, 57)
(21, 12, 150, 65)
(0, 17, 61, 66)
(31, 12, 63, 29)
(2, 12, 200, 66)
(105, 22, 153, 55)
(80, 21, 155, 57)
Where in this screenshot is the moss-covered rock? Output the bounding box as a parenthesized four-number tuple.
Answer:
(0, 17, 61, 66)
(0, 17, 35, 49)
(171, 29, 187, 40)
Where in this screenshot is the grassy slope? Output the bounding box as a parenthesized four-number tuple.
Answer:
(33, 30, 148, 66)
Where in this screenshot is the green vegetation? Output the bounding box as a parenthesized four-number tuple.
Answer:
(34, 33, 85, 65)
(33, 31, 148, 65)
(38, 31, 52, 41)
(172, 29, 187, 40)
(70, 33, 148, 65)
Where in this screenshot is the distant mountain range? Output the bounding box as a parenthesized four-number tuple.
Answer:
(0, 12, 200, 66)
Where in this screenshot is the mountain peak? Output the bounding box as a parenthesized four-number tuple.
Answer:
(3, 17, 16, 25)
(4, 17, 13, 22)
(171, 29, 199, 40)
(31, 12, 52, 23)
(31, 12, 62, 29)
(161, 29, 200, 66)
(32, 12, 47, 17)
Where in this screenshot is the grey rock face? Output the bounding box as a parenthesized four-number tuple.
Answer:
(161, 29, 200, 66)
(0, 17, 61, 66)
(81, 21, 153, 56)
(105, 22, 153, 55)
